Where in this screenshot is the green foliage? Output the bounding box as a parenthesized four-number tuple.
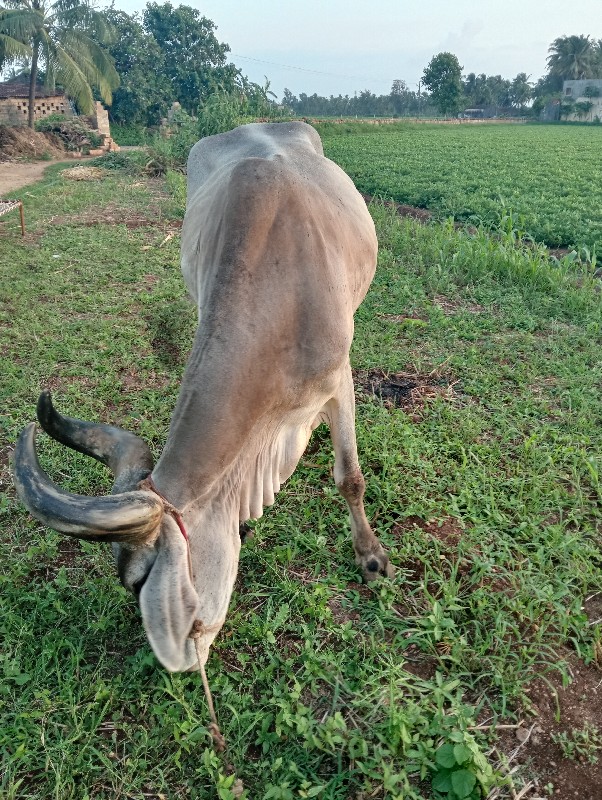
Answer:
(284, 85, 432, 118)
(100, 5, 284, 128)
(87, 150, 144, 172)
(110, 123, 147, 146)
(144, 108, 197, 175)
(323, 123, 602, 249)
(143, 93, 288, 175)
(432, 736, 494, 798)
(422, 53, 464, 116)
(197, 91, 245, 138)
(35, 113, 102, 150)
(547, 35, 602, 80)
(584, 85, 601, 98)
(574, 100, 594, 119)
(142, 2, 238, 115)
(100, 8, 171, 126)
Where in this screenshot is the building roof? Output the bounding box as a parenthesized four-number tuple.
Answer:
(0, 81, 66, 100)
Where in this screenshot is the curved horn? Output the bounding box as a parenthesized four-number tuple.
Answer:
(37, 391, 154, 493)
(12, 423, 163, 543)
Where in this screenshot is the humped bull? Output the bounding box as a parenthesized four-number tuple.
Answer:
(12, 121, 394, 672)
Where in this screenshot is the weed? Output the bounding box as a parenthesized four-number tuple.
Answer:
(551, 724, 602, 764)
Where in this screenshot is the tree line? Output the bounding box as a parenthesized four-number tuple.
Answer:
(289, 36, 602, 119)
(1, 0, 601, 128)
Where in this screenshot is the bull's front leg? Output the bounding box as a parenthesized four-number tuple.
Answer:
(326, 364, 394, 582)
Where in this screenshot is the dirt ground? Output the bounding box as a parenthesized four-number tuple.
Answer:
(0, 125, 97, 195)
(0, 158, 73, 195)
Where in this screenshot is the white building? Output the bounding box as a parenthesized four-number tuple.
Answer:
(562, 79, 602, 122)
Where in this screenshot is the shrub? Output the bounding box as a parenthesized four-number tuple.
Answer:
(110, 124, 147, 146)
(35, 114, 103, 151)
(197, 92, 246, 138)
(87, 151, 144, 173)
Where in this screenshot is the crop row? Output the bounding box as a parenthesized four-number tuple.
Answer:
(322, 124, 602, 251)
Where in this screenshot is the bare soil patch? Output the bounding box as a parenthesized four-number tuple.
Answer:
(0, 126, 65, 163)
(432, 295, 486, 315)
(492, 656, 602, 799)
(0, 159, 64, 196)
(354, 367, 458, 411)
(47, 201, 181, 231)
(361, 192, 433, 222)
(391, 515, 468, 583)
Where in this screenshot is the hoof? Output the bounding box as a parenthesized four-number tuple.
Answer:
(360, 552, 395, 582)
(239, 522, 253, 543)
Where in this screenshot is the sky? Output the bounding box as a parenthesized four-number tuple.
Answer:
(114, 0, 602, 100)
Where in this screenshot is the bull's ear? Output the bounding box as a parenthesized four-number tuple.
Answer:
(138, 517, 200, 672)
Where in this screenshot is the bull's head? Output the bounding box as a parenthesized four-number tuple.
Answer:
(12, 391, 216, 672)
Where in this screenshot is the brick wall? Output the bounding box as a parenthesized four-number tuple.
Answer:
(0, 96, 72, 126)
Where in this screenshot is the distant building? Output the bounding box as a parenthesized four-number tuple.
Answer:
(562, 79, 602, 122)
(0, 81, 73, 126)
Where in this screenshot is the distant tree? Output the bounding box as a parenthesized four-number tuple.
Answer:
(282, 87, 295, 112)
(0, 0, 119, 128)
(574, 99, 594, 120)
(547, 35, 599, 80)
(390, 79, 412, 116)
(422, 52, 463, 116)
(100, 9, 170, 125)
(279, 85, 429, 119)
(465, 73, 494, 106)
(142, 3, 239, 114)
(356, 88, 380, 116)
(484, 75, 512, 110)
(533, 72, 563, 97)
(583, 84, 601, 98)
(509, 73, 532, 109)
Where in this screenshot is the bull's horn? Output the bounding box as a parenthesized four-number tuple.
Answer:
(12, 423, 163, 543)
(37, 391, 154, 493)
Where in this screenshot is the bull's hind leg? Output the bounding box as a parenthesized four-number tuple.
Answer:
(326, 364, 394, 582)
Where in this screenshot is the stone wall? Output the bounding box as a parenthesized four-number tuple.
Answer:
(0, 95, 72, 126)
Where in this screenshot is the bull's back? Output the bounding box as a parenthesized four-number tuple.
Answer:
(182, 122, 377, 319)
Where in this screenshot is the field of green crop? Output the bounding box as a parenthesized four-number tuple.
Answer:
(322, 123, 602, 251)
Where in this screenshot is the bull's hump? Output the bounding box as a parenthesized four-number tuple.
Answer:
(187, 122, 323, 193)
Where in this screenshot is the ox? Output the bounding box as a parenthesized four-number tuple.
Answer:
(13, 121, 393, 672)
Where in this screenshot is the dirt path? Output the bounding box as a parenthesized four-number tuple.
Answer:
(0, 146, 143, 196)
(0, 158, 72, 196)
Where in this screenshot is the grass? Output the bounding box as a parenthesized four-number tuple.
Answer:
(1, 160, 602, 799)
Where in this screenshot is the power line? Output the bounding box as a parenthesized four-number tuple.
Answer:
(230, 53, 407, 88)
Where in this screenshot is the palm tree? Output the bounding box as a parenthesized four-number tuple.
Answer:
(0, 24, 30, 69)
(547, 35, 598, 81)
(0, 0, 119, 128)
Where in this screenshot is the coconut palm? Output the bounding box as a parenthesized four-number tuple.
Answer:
(0, 0, 119, 128)
(0, 24, 30, 69)
(547, 35, 598, 80)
